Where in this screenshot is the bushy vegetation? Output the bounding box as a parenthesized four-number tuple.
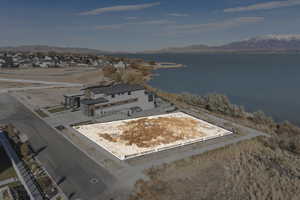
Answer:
(263, 121, 300, 154)
(130, 135, 300, 200)
(20, 143, 30, 159)
(102, 66, 117, 77)
(103, 64, 150, 85)
(129, 88, 300, 200)
(178, 93, 246, 118)
(144, 87, 278, 131)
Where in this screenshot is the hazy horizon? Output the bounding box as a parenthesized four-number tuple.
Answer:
(1, 0, 300, 51)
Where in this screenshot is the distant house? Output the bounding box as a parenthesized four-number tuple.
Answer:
(44, 56, 52, 61)
(114, 61, 126, 70)
(12, 57, 21, 63)
(19, 62, 33, 68)
(80, 83, 155, 117)
(35, 61, 55, 68)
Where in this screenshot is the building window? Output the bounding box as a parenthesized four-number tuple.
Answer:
(128, 91, 131, 95)
(112, 94, 115, 98)
(148, 94, 154, 102)
(95, 98, 138, 109)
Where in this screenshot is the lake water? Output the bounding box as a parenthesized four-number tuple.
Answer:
(118, 53, 300, 125)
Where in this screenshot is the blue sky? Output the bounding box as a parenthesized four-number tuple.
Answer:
(1, 0, 300, 51)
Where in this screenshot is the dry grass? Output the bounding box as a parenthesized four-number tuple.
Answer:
(129, 138, 300, 200)
(0, 67, 104, 84)
(47, 106, 67, 113)
(16, 87, 81, 108)
(0, 81, 41, 89)
(99, 117, 202, 148)
(150, 89, 279, 135)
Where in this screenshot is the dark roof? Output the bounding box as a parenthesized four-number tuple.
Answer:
(64, 92, 84, 98)
(85, 83, 144, 95)
(81, 97, 109, 105)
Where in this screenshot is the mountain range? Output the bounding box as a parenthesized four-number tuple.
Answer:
(1, 34, 300, 54)
(142, 34, 300, 53)
(0, 45, 109, 54)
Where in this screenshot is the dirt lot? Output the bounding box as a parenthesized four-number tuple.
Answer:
(101, 117, 202, 148)
(0, 81, 42, 89)
(0, 67, 105, 84)
(15, 87, 81, 108)
(129, 137, 300, 200)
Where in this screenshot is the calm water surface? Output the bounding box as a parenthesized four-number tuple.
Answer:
(119, 54, 300, 125)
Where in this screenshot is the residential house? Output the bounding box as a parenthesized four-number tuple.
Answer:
(19, 62, 33, 68)
(44, 56, 52, 61)
(114, 61, 127, 70)
(80, 83, 155, 117)
(0, 59, 5, 68)
(35, 61, 55, 68)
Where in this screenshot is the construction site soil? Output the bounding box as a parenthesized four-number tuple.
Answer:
(100, 117, 202, 148)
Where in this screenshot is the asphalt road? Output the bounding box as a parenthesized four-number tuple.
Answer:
(0, 78, 83, 86)
(0, 85, 78, 94)
(0, 94, 116, 200)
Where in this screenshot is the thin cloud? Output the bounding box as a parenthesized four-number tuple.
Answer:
(125, 17, 138, 20)
(166, 17, 264, 34)
(168, 13, 189, 17)
(79, 2, 160, 15)
(95, 24, 123, 30)
(95, 20, 173, 30)
(136, 20, 173, 25)
(224, 0, 300, 12)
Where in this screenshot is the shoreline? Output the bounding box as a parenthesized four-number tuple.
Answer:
(153, 62, 184, 69)
(145, 62, 184, 82)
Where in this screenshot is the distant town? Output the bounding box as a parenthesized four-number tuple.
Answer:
(0, 51, 130, 69)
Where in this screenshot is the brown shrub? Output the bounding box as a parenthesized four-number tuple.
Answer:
(103, 66, 117, 77)
(130, 139, 300, 200)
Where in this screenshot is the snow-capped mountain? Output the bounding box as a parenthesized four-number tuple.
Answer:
(249, 34, 300, 41)
(221, 34, 300, 50)
(141, 34, 300, 53)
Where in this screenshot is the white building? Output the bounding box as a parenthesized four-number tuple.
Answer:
(36, 61, 55, 68)
(114, 61, 126, 69)
(44, 56, 52, 61)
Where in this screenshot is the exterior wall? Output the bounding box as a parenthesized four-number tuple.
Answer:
(65, 96, 81, 109)
(81, 104, 94, 116)
(92, 92, 105, 99)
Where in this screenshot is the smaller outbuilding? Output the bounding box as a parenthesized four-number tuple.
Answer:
(64, 92, 85, 109)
